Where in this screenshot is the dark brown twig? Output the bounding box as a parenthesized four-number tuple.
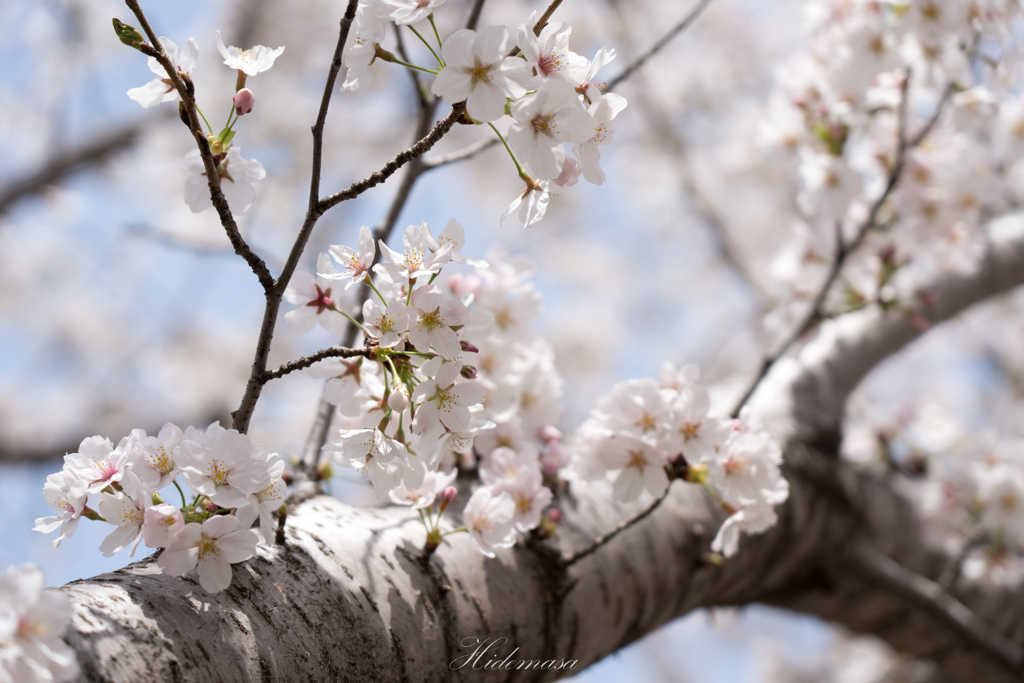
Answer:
(124, 0, 275, 295)
(262, 345, 372, 382)
(561, 483, 674, 567)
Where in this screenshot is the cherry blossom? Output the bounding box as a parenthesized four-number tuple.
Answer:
(363, 298, 410, 348)
(463, 487, 516, 557)
(284, 253, 347, 335)
(156, 514, 260, 593)
(216, 30, 285, 76)
(325, 225, 377, 288)
(507, 80, 595, 180)
(376, 0, 447, 26)
(432, 27, 532, 123)
(143, 504, 185, 549)
(126, 423, 183, 490)
(127, 36, 198, 108)
(408, 285, 471, 358)
(177, 423, 272, 509)
(516, 19, 588, 85)
(97, 471, 150, 557)
(342, 3, 388, 92)
(182, 147, 266, 215)
(0, 565, 77, 683)
(32, 469, 87, 548)
(63, 435, 129, 494)
(412, 379, 486, 437)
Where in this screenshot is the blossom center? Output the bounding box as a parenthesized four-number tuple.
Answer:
(197, 535, 220, 561)
(419, 308, 443, 330)
(209, 459, 230, 486)
(306, 284, 334, 314)
(531, 114, 557, 137)
(470, 61, 494, 86)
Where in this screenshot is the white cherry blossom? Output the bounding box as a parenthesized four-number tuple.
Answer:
(127, 36, 199, 108)
(183, 147, 266, 215)
(0, 565, 78, 683)
(177, 423, 272, 509)
(376, 0, 447, 26)
(508, 80, 595, 180)
(432, 27, 532, 123)
(157, 514, 259, 593)
(126, 423, 183, 490)
(97, 471, 150, 557)
(63, 435, 129, 494)
(412, 379, 486, 437)
(284, 253, 346, 335)
(463, 487, 516, 557)
(325, 225, 376, 288)
(32, 469, 88, 548)
(216, 30, 285, 75)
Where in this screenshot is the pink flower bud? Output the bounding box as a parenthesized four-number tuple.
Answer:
(233, 88, 255, 116)
(460, 341, 480, 354)
(546, 509, 562, 525)
(205, 500, 219, 513)
(439, 486, 458, 511)
(460, 365, 478, 380)
(538, 425, 562, 443)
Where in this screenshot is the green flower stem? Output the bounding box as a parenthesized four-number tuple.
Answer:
(428, 14, 444, 54)
(442, 526, 468, 536)
(408, 24, 443, 67)
(487, 122, 526, 177)
(365, 276, 389, 306)
(173, 480, 188, 508)
(195, 104, 214, 134)
(330, 304, 367, 333)
(391, 54, 438, 75)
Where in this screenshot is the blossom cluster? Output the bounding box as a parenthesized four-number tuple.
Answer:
(0, 564, 77, 683)
(283, 222, 567, 556)
(124, 30, 284, 215)
(572, 364, 788, 557)
(341, 0, 627, 227)
(34, 423, 285, 594)
(760, 0, 1019, 339)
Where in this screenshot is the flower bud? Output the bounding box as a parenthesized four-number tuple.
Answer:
(233, 88, 255, 116)
(460, 341, 479, 354)
(538, 425, 562, 443)
(388, 387, 410, 412)
(546, 509, 562, 525)
(178, 100, 190, 127)
(439, 487, 458, 512)
(460, 365, 477, 380)
(204, 500, 219, 514)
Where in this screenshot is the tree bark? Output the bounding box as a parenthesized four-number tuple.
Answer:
(58, 215, 1024, 681)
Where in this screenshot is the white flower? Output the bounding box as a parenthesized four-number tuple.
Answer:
(412, 379, 486, 437)
(388, 463, 457, 508)
(362, 298, 410, 348)
(408, 285, 471, 358)
(143, 504, 185, 548)
(516, 19, 588, 84)
(0, 565, 78, 683)
(599, 433, 670, 502)
(63, 435, 129, 494)
(432, 27, 532, 123)
(156, 515, 259, 593)
(572, 89, 627, 185)
(463, 487, 516, 557)
(246, 452, 287, 545)
(284, 253, 346, 335)
(325, 225, 377, 288)
(705, 430, 788, 509)
(500, 180, 550, 228)
(127, 36, 198, 108)
(308, 357, 384, 416)
(376, 0, 447, 26)
(508, 80, 595, 180)
(216, 30, 284, 75)
(327, 428, 408, 500)
(711, 501, 779, 558)
(33, 469, 87, 548)
(342, 3, 388, 92)
(183, 147, 266, 215)
(126, 423, 183, 490)
(374, 223, 448, 284)
(177, 423, 272, 509)
(97, 471, 150, 557)
(660, 386, 732, 462)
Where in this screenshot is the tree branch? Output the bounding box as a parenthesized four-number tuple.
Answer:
(262, 345, 371, 382)
(730, 75, 954, 419)
(124, 0, 275, 295)
(846, 540, 1024, 679)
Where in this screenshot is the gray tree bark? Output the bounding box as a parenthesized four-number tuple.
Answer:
(58, 215, 1024, 681)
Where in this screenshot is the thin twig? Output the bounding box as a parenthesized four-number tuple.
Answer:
(262, 345, 371, 381)
(729, 76, 954, 419)
(124, 0, 275, 295)
(506, 0, 563, 58)
(464, 0, 487, 31)
(561, 483, 674, 567)
(848, 540, 1024, 678)
(606, 0, 715, 91)
(229, 0, 360, 433)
